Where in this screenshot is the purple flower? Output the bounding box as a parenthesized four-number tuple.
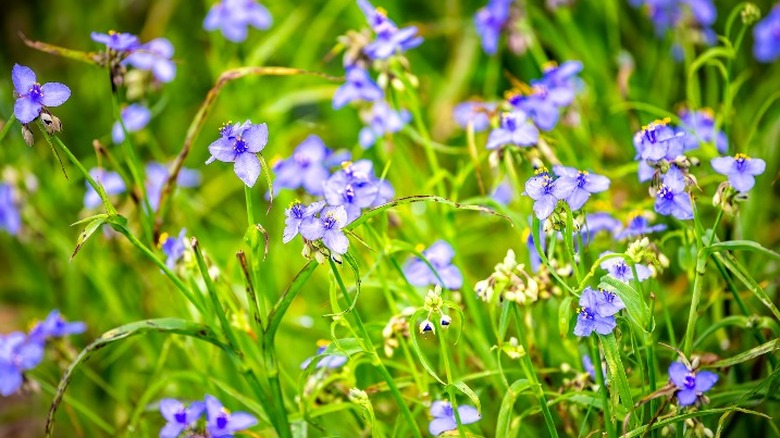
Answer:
(300, 344, 348, 370)
(491, 179, 513, 205)
(358, 0, 423, 60)
(573, 287, 622, 337)
(403, 241, 463, 290)
(122, 38, 176, 83)
(474, 0, 512, 55)
(552, 166, 610, 211)
(453, 101, 496, 132)
(206, 121, 268, 187)
(159, 398, 205, 438)
(428, 400, 481, 436)
(0, 332, 44, 397)
(581, 213, 621, 243)
(160, 229, 188, 269)
(205, 394, 258, 437)
(711, 153, 766, 193)
(12, 64, 71, 125)
(679, 109, 727, 154)
(668, 361, 718, 406)
(753, 5, 780, 62)
(654, 165, 693, 220)
(509, 61, 582, 131)
(600, 252, 652, 283)
(486, 111, 539, 150)
(371, 179, 395, 207)
(633, 118, 685, 163)
(0, 184, 21, 236)
(323, 161, 380, 222)
(283, 200, 325, 243)
(84, 169, 126, 209)
(90, 31, 140, 51)
(523, 170, 577, 220)
(28, 310, 86, 343)
(272, 135, 349, 196)
(112, 103, 152, 144)
(203, 0, 272, 43)
(616, 215, 667, 240)
(332, 67, 383, 110)
(300, 205, 350, 255)
(145, 162, 201, 212)
(630, 0, 716, 39)
(582, 354, 608, 383)
(359, 102, 411, 148)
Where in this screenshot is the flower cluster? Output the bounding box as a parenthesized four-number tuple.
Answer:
(159, 394, 257, 438)
(206, 120, 269, 187)
(203, 0, 272, 43)
(417, 286, 455, 335)
(403, 241, 463, 290)
(629, 0, 717, 57)
(573, 287, 625, 337)
(272, 135, 350, 196)
(474, 249, 541, 305)
(524, 166, 609, 220)
(1, 310, 85, 397)
(508, 61, 583, 131)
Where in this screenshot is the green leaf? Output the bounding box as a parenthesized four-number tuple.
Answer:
(599, 332, 635, 428)
(714, 251, 780, 321)
(598, 275, 650, 331)
(408, 308, 446, 385)
(704, 240, 780, 263)
(449, 381, 482, 413)
(495, 379, 532, 437)
(705, 338, 780, 369)
(46, 319, 232, 437)
(70, 216, 108, 261)
(558, 296, 573, 338)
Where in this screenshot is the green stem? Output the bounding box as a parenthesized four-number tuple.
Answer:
(244, 185, 269, 324)
(437, 319, 465, 438)
(589, 337, 615, 438)
(0, 113, 16, 143)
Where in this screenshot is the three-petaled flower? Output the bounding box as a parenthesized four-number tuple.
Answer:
(122, 38, 177, 83)
(428, 400, 481, 436)
(523, 169, 576, 220)
(205, 394, 258, 437)
(402, 240, 464, 290)
(272, 135, 350, 196)
(711, 153, 766, 193)
(668, 361, 718, 406)
(159, 398, 205, 438)
(474, 0, 512, 55)
(599, 252, 652, 283)
(573, 287, 625, 337)
(357, 0, 423, 60)
(300, 205, 350, 255)
(12, 64, 71, 125)
(283, 200, 325, 243)
(203, 0, 272, 43)
(91, 31, 140, 52)
(206, 120, 269, 187)
(654, 165, 693, 220)
(486, 111, 539, 150)
(552, 166, 610, 211)
(332, 67, 383, 110)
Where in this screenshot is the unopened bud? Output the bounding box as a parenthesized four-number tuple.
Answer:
(741, 3, 761, 25)
(440, 314, 451, 328)
(21, 125, 34, 146)
(40, 113, 62, 134)
(419, 319, 435, 335)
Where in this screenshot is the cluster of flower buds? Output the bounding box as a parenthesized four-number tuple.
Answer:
(418, 286, 454, 336)
(382, 307, 414, 357)
(625, 236, 670, 273)
(474, 249, 540, 305)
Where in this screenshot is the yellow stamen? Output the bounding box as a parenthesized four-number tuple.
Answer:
(157, 232, 170, 248)
(735, 153, 750, 160)
(415, 243, 426, 252)
(316, 339, 330, 348)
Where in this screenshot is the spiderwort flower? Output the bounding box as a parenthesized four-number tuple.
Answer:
(122, 38, 176, 83)
(204, 394, 258, 437)
(323, 161, 380, 222)
(28, 310, 86, 342)
(112, 103, 152, 144)
(711, 153, 766, 193)
(753, 5, 780, 62)
(203, 0, 272, 43)
(91, 31, 140, 51)
(358, 0, 423, 60)
(634, 118, 686, 163)
(0, 184, 21, 236)
(552, 166, 610, 211)
(359, 102, 411, 148)
(668, 361, 718, 406)
(581, 213, 621, 243)
(206, 121, 268, 187)
(523, 169, 576, 220)
(145, 162, 201, 212)
(475, 0, 512, 55)
(300, 205, 350, 255)
(453, 101, 496, 132)
(403, 241, 464, 290)
(616, 214, 667, 240)
(679, 109, 727, 154)
(300, 344, 348, 370)
(272, 135, 349, 196)
(491, 179, 513, 205)
(11, 64, 71, 125)
(0, 332, 44, 397)
(600, 253, 652, 283)
(84, 169, 126, 209)
(428, 400, 481, 436)
(486, 111, 539, 150)
(283, 200, 325, 243)
(573, 287, 622, 337)
(654, 165, 693, 220)
(332, 67, 383, 110)
(158, 398, 205, 438)
(160, 229, 188, 269)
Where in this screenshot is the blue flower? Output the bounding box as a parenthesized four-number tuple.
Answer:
(581, 213, 621, 244)
(359, 102, 411, 149)
(206, 121, 269, 187)
(0, 332, 44, 397)
(600, 252, 652, 283)
(358, 0, 423, 60)
(122, 38, 176, 83)
(112, 103, 152, 144)
(474, 0, 512, 55)
(453, 101, 496, 132)
(573, 287, 623, 337)
(272, 135, 350, 196)
(679, 109, 727, 154)
(300, 205, 350, 255)
(91, 31, 140, 51)
(754, 5, 780, 62)
(711, 153, 766, 193)
(12, 64, 71, 125)
(204, 394, 258, 437)
(283, 200, 325, 243)
(428, 400, 481, 436)
(332, 67, 383, 110)
(630, 0, 716, 41)
(616, 214, 667, 240)
(160, 229, 188, 269)
(203, 0, 272, 43)
(0, 184, 21, 236)
(552, 166, 610, 211)
(300, 344, 348, 370)
(654, 165, 693, 220)
(84, 169, 126, 209)
(582, 354, 608, 383)
(491, 179, 513, 205)
(486, 111, 539, 150)
(371, 179, 395, 207)
(633, 118, 686, 163)
(523, 170, 577, 220)
(145, 162, 201, 212)
(323, 160, 380, 222)
(28, 310, 86, 343)
(509, 61, 582, 131)
(403, 241, 463, 290)
(159, 398, 205, 438)
(668, 361, 718, 406)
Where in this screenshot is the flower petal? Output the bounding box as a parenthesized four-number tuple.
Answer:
(710, 156, 734, 175)
(226, 412, 258, 432)
(694, 370, 719, 393)
(676, 389, 697, 406)
(12, 64, 37, 94)
(322, 230, 349, 254)
(668, 362, 690, 389)
(207, 138, 238, 163)
(456, 405, 481, 424)
(159, 399, 183, 422)
(40, 82, 71, 107)
(243, 123, 269, 153)
(233, 153, 261, 187)
(159, 422, 185, 438)
(428, 417, 458, 436)
(14, 96, 42, 124)
(533, 194, 557, 220)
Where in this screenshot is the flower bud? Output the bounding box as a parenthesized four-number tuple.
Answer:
(21, 125, 34, 146)
(419, 319, 435, 335)
(40, 113, 62, 134)
(440, 314, 452, 328)
(741, 3, 761, 25)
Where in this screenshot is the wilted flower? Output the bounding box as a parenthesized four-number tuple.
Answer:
(203, 0, 272, 43)
(710, 153, 766, 193)
(272, 135, 350, 196)
(428, 400, 481, 436)
(122, 37, 176, 83)
(91, 31, 139, 51)
(332, 66, 383, 109)
(0, 184, 21, 236)
(0, 332, 44, 397)
(403, 241, 463, 290)
(668, 361, 718, 406)
(453, 101, 496, 132)
(300, 343, 348, 370)
(654, 165, 693, 220)
(357, 0, 423, 60)
(28, 310, 86, 342)
(359, 101, 411, 148)
(206, 121, 269, 187)
(475, 0, 512, 54)
(11, 64, 71, 125)
(84, 169, 126, 209)
(204, 394, 258, 437)
(112, 103, 151, 144)
(486, 111, 539, 150)
(159, 398, 205, 438)
(754, 5, 780, 62)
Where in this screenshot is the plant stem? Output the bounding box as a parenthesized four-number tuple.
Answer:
(589, 337, 616, 438)
(0, 113, 16, 143)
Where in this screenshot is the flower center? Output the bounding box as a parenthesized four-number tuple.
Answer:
(233, 136, 248, 153)
(504, 114, 517, 131)
(683, 373, 696, 389)
(532, 84, 548, 98)
(734, 153, 750, 171)
(602, 290, 617, 302)
(174, 409, 187, 424)
(614, 262, 629, 278)
(576, 171, 589, 187)
(343, 185, 356, 203)
(28, 83, 43, 102)
(323, 214, 338, 230)
(291, 203, 305, 219)
(641, 118, 671, 144)
(293, 152, 311, 167)
(579, 307, 595, 320)
(657, 185, 674, 200)
(216, 412, 228, 429)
